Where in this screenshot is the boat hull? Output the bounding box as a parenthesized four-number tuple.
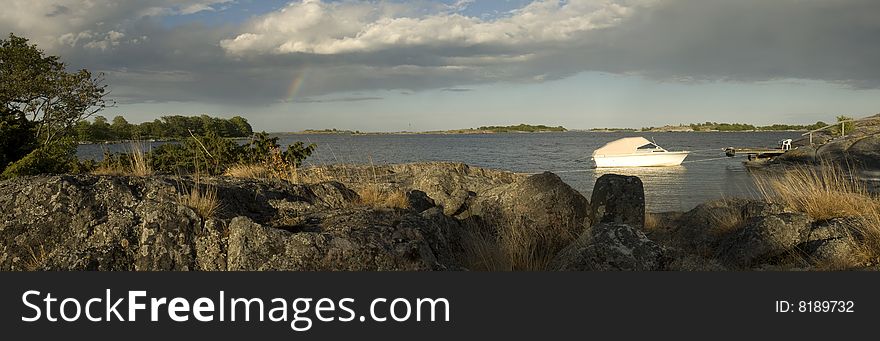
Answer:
(592, 152, 689, 168)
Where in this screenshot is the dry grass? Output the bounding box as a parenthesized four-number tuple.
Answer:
(644, 212, 660, 230)
(178, 178, 221, 219)
(753, 163, 873, 221)
(356, 186, 410, 209)
(752, 162, 880, 264)
(460, 215, 582, 271)
(225, 163, 270, 179)
(91, 141, 152, 176)
(706, 206, 746, 237)
(127, 141, 152, 176)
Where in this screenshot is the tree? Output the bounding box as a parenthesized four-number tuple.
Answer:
(90, 115, 112, 141)
(229, 116, 253, 137)
(1, 33, 111, 146)
(110, 115, 131, 140)
(0, 106, 37, 172)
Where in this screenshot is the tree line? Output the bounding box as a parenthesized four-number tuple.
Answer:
(1, 33, 309, 179)
(687, 121, 827, 132)
(74, 114, 254, 142)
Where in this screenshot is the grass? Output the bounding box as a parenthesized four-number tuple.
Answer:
(752, 162, 873, 221)
(752, 162, 880, 265)
(92, 140, 152, 176)
(224, 163, 270, 179)
(128, 141, 152, 176)
(460, 214, 582, 271)
(356, 185, 409, 209)
(177, 170, 221, 219)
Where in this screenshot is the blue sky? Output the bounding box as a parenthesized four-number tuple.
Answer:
(3, 0, 879, 131)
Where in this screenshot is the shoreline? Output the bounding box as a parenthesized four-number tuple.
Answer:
(0, 161, 874, 271)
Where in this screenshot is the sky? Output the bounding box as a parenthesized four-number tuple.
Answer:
(2, 0, 879, 132)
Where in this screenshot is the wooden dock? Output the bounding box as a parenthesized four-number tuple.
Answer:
(724, 147, 786, 160)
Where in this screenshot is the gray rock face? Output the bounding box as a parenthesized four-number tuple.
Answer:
(847, 135, 880, 169)
(550, 223, 664, 271)
(406, 190, 436, 213)
(719, 213, 811, 267)
(672, 199, 787, 249)
(589, 174, 645, 227)
(0, 174, 461, 271)
(470, 172, 590, 233)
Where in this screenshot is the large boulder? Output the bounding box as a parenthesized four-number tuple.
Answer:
(718, 213, 811, 268)
(468, 172, 590, 234)
(226, 207, 463, 271)
(672, 199, 787, 249)
(847, 135, 880, 169)
(589, 174, 645, 227)
(550, 222, 665, 271)
(0, 174, 465, 271)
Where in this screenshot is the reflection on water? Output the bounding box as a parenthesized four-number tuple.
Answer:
(78, 131, 798, 212)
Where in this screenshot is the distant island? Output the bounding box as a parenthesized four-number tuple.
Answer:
(289, 124, 567, 135)
(592, 120, 833, 132)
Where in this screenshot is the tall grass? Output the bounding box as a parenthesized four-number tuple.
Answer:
(127, 140, 152, 176)
(92, 140, 152, 176)
(752, 162, 880, 263)
(752, 163, 874, 221)
(177, 169, 221, 219)
(460, 215, 582, 271)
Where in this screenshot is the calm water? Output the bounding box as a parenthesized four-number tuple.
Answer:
(78, 131, 800, 212)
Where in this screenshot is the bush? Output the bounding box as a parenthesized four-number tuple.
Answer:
(107, 132, 316, 176)
(0, 108, 38, 173)
(1, 138, 78, 179)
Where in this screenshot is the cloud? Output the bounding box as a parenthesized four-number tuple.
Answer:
(293, 96, 384, 103)
(3, 0, 879, 107)
(220, 0, 648, 55)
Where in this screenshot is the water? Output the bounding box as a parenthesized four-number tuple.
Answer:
(77, 131, 801, 212)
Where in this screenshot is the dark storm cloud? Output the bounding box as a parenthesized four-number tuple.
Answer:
(13, 0, 878, 105)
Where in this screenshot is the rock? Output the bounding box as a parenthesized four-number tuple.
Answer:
(0, 174, 465, 271)
(406, 190, 436, 212)
(550, 222, 664, 271)
(771, 146, 817, 165)
(846, 135, 880, 169)
(226, 208, 463, 271)
(589, 174, 645, 227)
(469, 172, 590, 235)
(672, 199, 787, 248)
(798, 217, 865, 267)
(719, 212, 811, 267)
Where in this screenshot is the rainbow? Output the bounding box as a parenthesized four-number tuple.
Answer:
(285, 68, 310, 102)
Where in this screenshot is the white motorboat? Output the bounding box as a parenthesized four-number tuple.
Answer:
(591, 137, 689, 168)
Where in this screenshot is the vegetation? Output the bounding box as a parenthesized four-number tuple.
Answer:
(99, 132, 315, 176)
(1, 33, 109, 177)
(686, 121, 829, 132)
(461, 214, 581, 271)
(75, 114, 253, 142)
(476, 124, 567, 133)
(752, 163, 880, 266)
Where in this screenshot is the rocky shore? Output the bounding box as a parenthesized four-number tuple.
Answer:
(0, 162, 874, 271)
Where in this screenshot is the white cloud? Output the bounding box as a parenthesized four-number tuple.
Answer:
(221, 0, 655, 55)
(0, 0, 231, 51)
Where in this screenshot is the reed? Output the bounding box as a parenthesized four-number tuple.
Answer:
(460, 214, 582, 271)
(127, 140, 152, 176)
(752, 162, 880, 263)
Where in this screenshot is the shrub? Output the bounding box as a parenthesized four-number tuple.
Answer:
(1, 138, 78, 179)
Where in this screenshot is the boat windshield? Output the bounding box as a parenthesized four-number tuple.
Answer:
(636, 143, 661, 150)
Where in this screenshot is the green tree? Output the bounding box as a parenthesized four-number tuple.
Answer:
(1, 33, 110, 146)
(90, 115, 112, 141)
(0, 106, 37, 172)
(836, 115, 855, 136)
(110, 115, 132, 140)
(229, 116, 253, 137)
(1, 33, 110, 176)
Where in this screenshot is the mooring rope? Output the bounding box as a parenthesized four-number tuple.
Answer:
(681, 156, 732, 164)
